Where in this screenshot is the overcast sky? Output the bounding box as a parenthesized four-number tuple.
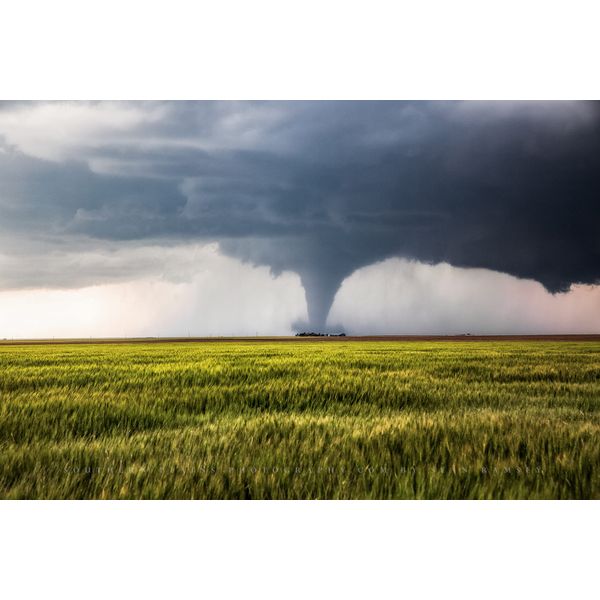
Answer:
(0, 101, 598, 337)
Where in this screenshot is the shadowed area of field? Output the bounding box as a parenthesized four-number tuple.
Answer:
(1, 340, 599, 499)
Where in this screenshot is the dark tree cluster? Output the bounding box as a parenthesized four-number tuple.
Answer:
(295, 332, 346, 337)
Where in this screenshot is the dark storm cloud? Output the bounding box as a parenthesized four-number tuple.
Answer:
(0, 101, 599, 329)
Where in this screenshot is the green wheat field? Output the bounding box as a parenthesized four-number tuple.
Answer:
(1, 340, 598, 499)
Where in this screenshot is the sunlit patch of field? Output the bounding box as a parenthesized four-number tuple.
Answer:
(0, 341, 598, 499)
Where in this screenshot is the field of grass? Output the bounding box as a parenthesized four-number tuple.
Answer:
(0, 340, 598, 499)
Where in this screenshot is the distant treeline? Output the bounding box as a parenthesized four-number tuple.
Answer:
(295, 332, 346, 337)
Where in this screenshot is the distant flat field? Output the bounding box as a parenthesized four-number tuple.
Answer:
(0, 340, 598, 499)
(1, 334, 600, 345)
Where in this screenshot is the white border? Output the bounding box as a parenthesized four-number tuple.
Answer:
(1, 501, 598, 599)
(1, 0, 600, 99)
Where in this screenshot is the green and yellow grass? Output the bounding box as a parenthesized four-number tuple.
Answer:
(1, 341, 598, 499)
